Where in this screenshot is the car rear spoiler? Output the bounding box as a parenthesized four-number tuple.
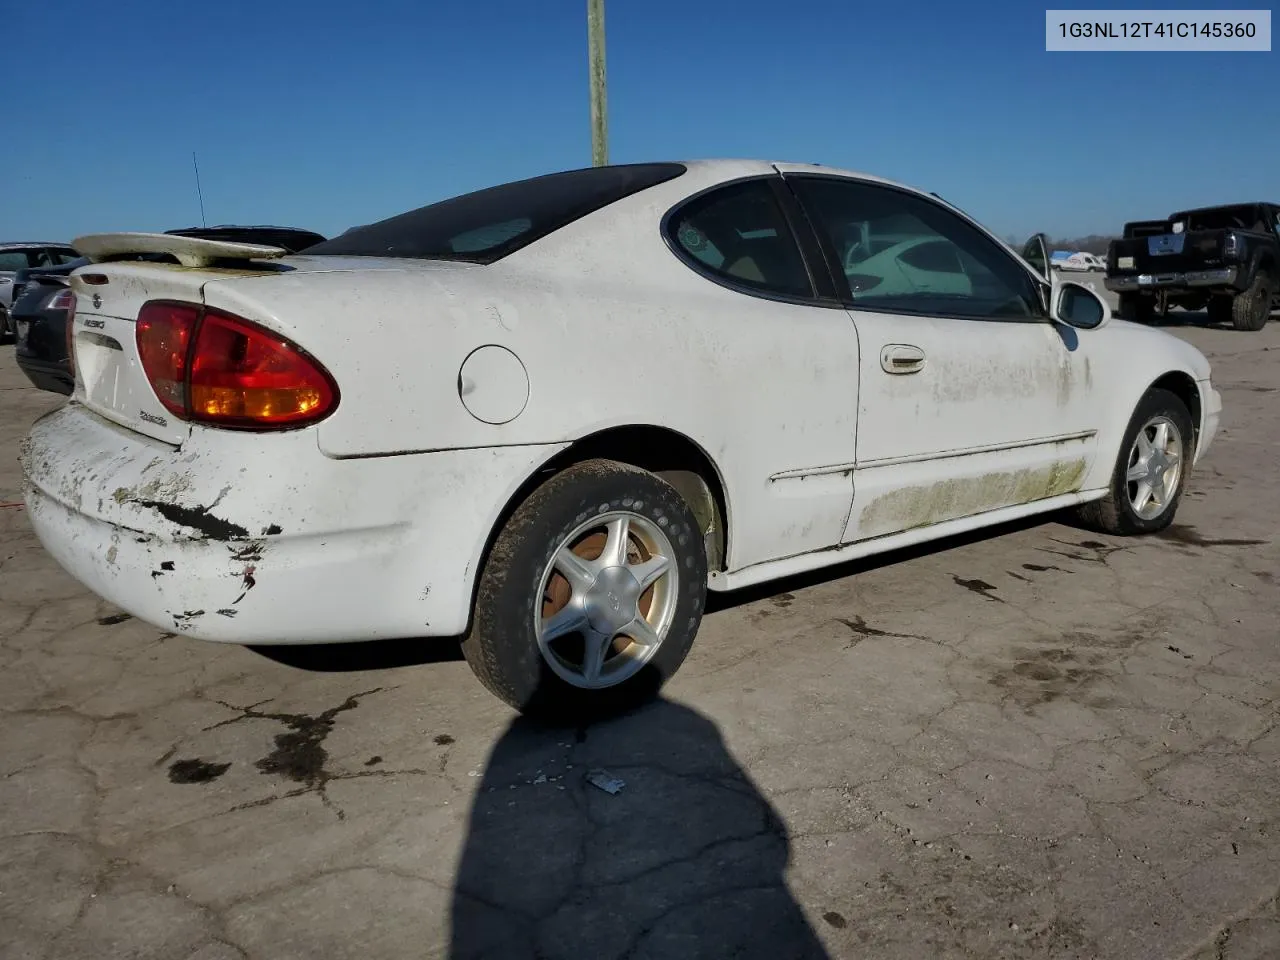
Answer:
(72, 232, 288, 268)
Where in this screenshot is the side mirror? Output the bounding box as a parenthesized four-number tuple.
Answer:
(1053, 280, 1110, 330)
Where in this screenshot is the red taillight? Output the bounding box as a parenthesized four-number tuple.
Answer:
(49, 289, 75, 311)
(135, 300, 338, 429)
(136, 302, 197, 417)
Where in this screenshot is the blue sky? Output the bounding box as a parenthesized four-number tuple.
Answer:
(4, 0, 1275, 242)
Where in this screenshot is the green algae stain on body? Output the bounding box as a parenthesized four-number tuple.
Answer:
(857, 457, 1088, 539)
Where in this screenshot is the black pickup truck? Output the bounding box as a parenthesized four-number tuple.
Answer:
(1104, 202, 1279, 331)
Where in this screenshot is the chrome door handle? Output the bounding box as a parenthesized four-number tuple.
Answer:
(881, 344, 925, 374)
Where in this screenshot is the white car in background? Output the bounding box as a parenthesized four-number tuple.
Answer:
(1055, 251, 1107, 272)
(22, 160, 1222, 717)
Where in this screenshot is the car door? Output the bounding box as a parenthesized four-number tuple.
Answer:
(780, 174, 1100, 543)
(661, 175, 861, 570)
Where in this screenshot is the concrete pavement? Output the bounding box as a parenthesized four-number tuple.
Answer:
(1, 312, 1278, 959)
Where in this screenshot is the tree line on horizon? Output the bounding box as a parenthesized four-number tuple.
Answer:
(1004, 233, 1117, 255)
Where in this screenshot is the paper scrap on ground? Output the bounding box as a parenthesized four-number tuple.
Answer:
(586, 769, 626, 795)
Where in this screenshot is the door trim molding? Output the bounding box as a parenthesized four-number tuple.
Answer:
(768, 429, 1096, 483)
(857, 429, 1096, 470)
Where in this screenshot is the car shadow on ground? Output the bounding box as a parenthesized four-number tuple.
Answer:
(706, 511, 1060, 614)
(248, 635, 465, 671)
(249, 511, 1085, 671)
(448, 697, 832, 960)
(248, 513, 1061, 673)
(1147, 307, 1277, 330)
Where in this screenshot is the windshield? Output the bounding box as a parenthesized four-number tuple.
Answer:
(305, 163, 687, 263)
(1173, 206, 1266, 231)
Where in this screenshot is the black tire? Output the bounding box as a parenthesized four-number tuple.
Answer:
(1207, 295, 1233, 326)
(0, 306, 12, 344)
(1075, 387, 1194, 536)
(462, 458, 708, 719)
(1118, 293, 1155, 325)
(1231, 272, 1274, 332)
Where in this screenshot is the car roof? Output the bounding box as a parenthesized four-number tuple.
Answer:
(677, 158, 919, 191)
(0, 241, 76, 249)
(1170, 202, 1278, 217)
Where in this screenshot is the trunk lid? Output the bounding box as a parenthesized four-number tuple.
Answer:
(65, 232, 457, 447)
(68, 261, 235, 445)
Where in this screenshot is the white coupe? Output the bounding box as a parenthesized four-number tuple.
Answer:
(22, 160, 1222, 716)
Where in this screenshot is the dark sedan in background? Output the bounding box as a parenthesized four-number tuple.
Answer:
(7, 225, 326, 395)
(10, 258, 86, 394)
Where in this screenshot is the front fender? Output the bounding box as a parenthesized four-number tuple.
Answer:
(1076, 321, 1214, 489)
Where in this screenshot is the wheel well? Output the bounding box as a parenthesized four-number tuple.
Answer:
(1150, 371, 1201, 452)
(1256, 251, 1277, 283)
(466, 426, 730, 631)
(547, 427, 728, 569)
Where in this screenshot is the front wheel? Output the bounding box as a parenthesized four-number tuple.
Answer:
(462, 459, 708, 719)
(1075, 387, 1193, 536)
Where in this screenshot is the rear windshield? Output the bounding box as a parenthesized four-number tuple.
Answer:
(1172, 206, 1266, 231)
(303, 163, 687, 263)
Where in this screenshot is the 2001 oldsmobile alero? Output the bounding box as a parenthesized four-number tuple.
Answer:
(21, 160, 1223, 716)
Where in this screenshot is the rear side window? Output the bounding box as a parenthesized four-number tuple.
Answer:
(666, 179, 814, 299)
(305, 163, 687, 263)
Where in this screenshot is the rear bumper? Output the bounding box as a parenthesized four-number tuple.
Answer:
(22, 404, 566, 644)
(1105, 266, 1241, 294)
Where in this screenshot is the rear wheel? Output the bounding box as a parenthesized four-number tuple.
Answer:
(1118, 293, 1156, 325)
(1076, 387, 1193, 536)
(462, 459, 707, 719)
(1207, 295, 1233, 326)
(1231, 272, 1274, 332)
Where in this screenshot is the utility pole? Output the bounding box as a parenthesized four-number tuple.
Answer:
(587, 0, 608, 166)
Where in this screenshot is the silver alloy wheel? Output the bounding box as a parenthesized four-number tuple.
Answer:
(534, 511, 679, 690)
(1125, 415, 1184, 520)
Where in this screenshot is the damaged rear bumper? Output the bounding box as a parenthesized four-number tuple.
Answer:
(22, 403, 565, 644)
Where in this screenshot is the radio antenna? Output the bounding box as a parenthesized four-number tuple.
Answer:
(192, 151, 208, 227)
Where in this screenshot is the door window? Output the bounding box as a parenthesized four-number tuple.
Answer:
(666, 179, 814, 299)
(0, 251, 34, 271)
(788, 177, 1043, 319)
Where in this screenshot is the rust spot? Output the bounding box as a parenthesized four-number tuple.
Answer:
(135, 499, 249, 540)
(230, 541, 264, 562)
(233, 565, 257, 604)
